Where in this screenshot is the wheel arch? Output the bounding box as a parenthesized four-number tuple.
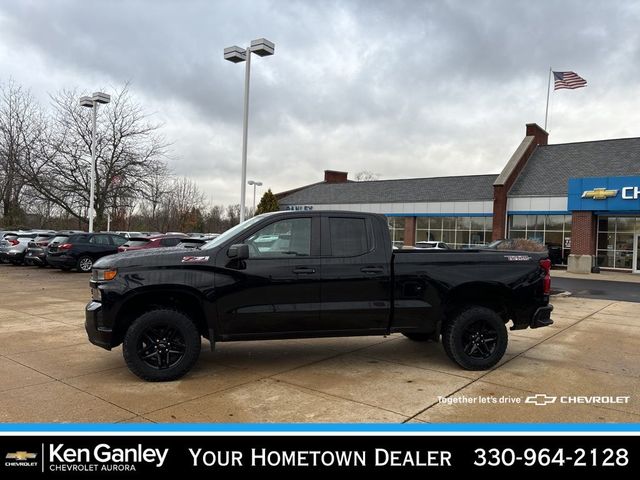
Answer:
(443, 282, 515, 324)
(111, 286, 210, 347)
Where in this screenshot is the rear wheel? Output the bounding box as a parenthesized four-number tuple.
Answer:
(76, 255, 93, 272)
(442, 306, 508, 370)
(123, 309, 201, 381)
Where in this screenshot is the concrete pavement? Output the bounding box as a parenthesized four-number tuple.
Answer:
(1, 263, 639, 424)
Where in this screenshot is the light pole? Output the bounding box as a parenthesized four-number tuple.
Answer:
(224, 38, 275, 223)
(80, 92, 110, 232)
(247, 180, 263, 216)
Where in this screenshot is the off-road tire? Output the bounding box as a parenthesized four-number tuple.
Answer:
(123, 309, 201, 382)
(442, 306, 508, 370)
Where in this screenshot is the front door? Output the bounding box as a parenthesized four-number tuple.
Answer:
(634, 235, 640, 274)
(214, 216, 322, 336)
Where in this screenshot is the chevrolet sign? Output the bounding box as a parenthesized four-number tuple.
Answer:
(581, 188, 618, 200)
(569, 176, 640, 212)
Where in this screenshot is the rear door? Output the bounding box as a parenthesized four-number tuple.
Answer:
(319, 215, 391, 332)
(215, 215, 323, 337)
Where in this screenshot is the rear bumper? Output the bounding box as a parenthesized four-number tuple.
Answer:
(25, 251, 46, 265)
(530, 305, 554, 329)
(85, 301, 112, 350)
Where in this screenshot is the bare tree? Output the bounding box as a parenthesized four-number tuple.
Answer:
(355, 170, 380, 182)
(0, 81, 45, 226)
(22, 84, 169, 230)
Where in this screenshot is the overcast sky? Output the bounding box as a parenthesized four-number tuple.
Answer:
(1, 0, 639, 206)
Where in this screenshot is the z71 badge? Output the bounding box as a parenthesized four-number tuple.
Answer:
(181, 256, 210, 263)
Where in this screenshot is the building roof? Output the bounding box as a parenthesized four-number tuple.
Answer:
(509, 137, 640, 196)
(278, 174, 498, 205)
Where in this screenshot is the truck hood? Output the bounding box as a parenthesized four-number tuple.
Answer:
(94, 246, 219, 269)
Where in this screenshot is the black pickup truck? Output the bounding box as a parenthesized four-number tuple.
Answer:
(86, 211, 553, 381)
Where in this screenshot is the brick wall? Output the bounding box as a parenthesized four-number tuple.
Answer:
(492, 185, 507, 239)
(492, 123, 549, 241)
(570, 211, 596, 255)
(403, 217, 416, 246)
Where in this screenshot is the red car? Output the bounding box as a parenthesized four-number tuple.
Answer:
(117, 235, 187, 253)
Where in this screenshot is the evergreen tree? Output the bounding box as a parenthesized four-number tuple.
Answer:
(255, 189, 279, 214)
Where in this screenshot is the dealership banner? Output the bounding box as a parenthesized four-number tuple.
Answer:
(568, 176, 640, 211)
(1, 434, 637, 475)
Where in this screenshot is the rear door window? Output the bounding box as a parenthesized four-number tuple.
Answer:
(69, 234, 91, 244)
(90, 235, 112, 246)
(329, 217, 369, 257)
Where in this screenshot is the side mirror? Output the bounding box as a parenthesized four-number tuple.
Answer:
(227, 243, 249, 260)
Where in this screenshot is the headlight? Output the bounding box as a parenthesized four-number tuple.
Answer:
(92, 268, 117, 281)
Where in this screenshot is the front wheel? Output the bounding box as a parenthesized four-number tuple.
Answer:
(442, 306, 508, 370)
(123, 309, 201, 381)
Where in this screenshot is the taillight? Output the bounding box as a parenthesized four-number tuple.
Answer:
(59, 243, 72, 251)
(539, 258, 551, 295)
(8, 239, 19, 246)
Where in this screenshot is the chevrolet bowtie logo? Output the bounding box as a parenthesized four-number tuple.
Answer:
(581, 188, 618, 200)
(5, 451, 37, 461)
(525, 394, 557, 406)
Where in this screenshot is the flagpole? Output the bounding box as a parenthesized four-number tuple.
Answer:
(544, 67, 552, 131)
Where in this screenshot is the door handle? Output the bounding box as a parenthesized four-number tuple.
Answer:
(360, 266, 384, 274)
(293, 267, 316, 274)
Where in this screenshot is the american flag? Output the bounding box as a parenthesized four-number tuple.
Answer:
(553, 71, 587, 90)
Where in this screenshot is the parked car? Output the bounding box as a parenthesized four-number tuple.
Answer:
(414, 241, 450, 250)
(24, 233, 57, 266)
(117, 234, 187, 253)
(0, 235, 36, 265)
(87, 211, 554, 381)
(24, 231, 81, 267)
(115, 231, 143, 239)
(47, 232, 127, 272)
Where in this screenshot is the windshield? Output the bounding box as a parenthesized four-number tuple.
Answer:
(200, 214, 276, 250)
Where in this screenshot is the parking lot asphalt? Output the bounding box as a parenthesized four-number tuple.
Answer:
(1, 263, 639, 424)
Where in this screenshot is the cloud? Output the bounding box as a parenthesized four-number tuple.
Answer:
(1, 0, 640, 205)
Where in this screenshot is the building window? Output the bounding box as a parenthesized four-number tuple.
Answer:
(596, 216, 639, 270)
(387, 217, 405, 248)
(415, 216, 492, 249)
(507, 214, 572, 265)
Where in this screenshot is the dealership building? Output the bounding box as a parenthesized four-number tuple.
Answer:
(277, 123, 640, 274)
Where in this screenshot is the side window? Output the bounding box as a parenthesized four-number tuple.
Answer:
(90, 235, 112, 245)
(329, 217, 368, 257)
(245, 218, 311, 258)
(160, 237, 181, 247)
(111, 235, 128, 246)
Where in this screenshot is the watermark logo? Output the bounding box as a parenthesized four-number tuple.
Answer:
(5, 451, 38, 468)
(525, 394, 557, 406)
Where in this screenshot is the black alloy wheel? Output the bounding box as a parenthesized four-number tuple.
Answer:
(137, 325, 187, 370)
(123, 309, 201, 381)
(461, 319, 498, 359)
(442, 305, 508, 370)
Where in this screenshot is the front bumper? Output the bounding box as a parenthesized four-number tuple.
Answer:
(85, 301, 112, 350)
